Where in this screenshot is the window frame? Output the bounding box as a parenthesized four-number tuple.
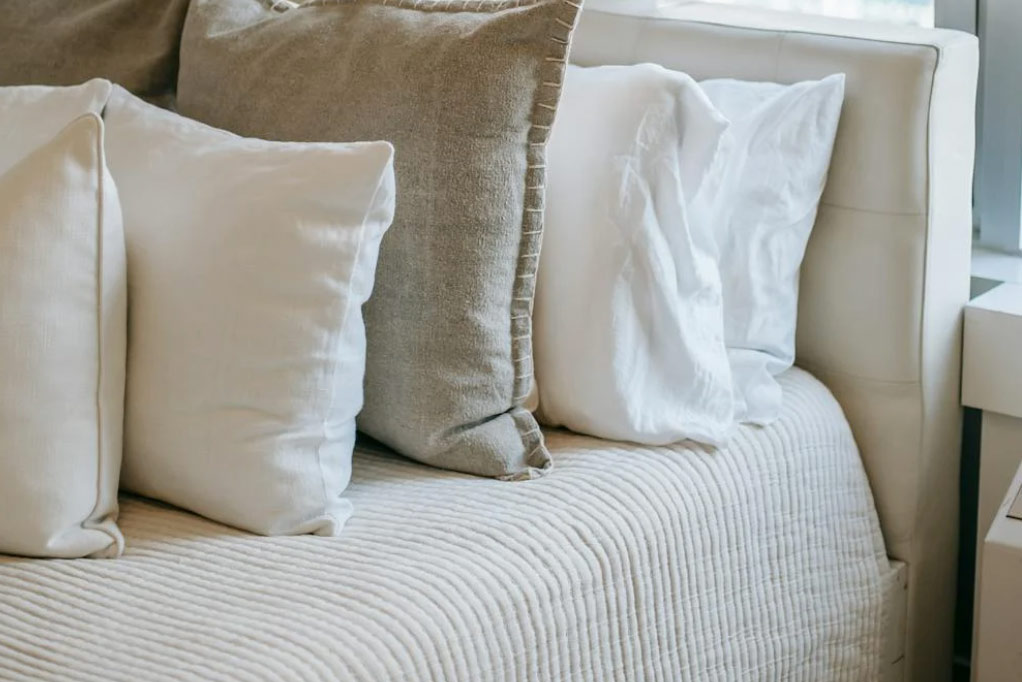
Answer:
(936, 0, 976, 33)
(969, 0, 1022, 254)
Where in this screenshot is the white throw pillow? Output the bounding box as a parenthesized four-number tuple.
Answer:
(0, 113, 126, 558)
(534, 64, 734, 446)
(0, 79, 112, 174)
(105, 87, 396, 536)
(692, 75, 845, 425)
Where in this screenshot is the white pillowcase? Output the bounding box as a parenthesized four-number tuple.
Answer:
(534, 64, 734, 446)
(0, 113, 126, 558)
(692, 75, 845, 425)
(105, 87, 396, 536)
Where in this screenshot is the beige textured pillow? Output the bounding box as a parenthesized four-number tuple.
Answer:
(0, 0, 191, 101)
(0, 113, 126, 558)
(178, 0, 582, 479)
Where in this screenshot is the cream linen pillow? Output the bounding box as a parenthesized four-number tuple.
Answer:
(105, 87, 396, 536)
(0, 79, 111, 174)
(0, 113, 126, 558)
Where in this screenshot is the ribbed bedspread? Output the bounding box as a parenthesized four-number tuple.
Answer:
(0, 368, 897, 681)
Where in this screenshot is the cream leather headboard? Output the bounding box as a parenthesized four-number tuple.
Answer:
(570, 5, 978, 681)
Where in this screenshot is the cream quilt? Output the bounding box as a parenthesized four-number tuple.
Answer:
(0, 369, 898, 681)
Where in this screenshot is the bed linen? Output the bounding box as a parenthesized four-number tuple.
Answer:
(0, 368, 898, 681)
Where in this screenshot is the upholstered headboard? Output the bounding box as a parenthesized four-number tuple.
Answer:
(570, 5, 977, 681)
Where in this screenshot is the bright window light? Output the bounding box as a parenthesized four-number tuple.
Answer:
(701, 0, 934, 26)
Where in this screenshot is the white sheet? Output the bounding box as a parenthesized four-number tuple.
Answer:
(0, 368, 899, 681)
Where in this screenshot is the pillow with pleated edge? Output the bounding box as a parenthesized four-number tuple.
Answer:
(105, 86, 396, 536)
(533, 63, 735, 446)
(0, 112, 126, 559)
(176, 0, 582, 480)
(690, 75, 846, 426)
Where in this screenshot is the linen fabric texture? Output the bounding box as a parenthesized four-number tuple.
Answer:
(0, 80, 113, 176)
(0, 0, 191, 101)
(691, 75, 846, 425)
(535, 64, 734, 445)
(106, 87, 396, 536)
(176, 0, 582, 480)
(0, 110, 126, 559)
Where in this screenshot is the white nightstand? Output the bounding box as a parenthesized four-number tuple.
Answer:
(963, 282, 1022, 682)
(973, 462, 1022, 681)
(963, 283, 1022, 560)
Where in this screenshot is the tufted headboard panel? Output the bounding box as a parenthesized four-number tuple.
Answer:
(570, 5, 978, 680)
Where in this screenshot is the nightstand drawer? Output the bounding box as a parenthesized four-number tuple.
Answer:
(974, 464, 1022, 682)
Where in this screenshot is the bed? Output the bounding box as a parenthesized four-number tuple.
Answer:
(1, 370, 902, 681)
(0, 4, 976, 682)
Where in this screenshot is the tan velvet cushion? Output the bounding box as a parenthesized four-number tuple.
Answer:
(177, 0, 581, 479)
(0, 0, 191, 100)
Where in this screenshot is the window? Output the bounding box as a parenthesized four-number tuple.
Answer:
(704, 0, 934, 26)
(976, 0, 1022, 255)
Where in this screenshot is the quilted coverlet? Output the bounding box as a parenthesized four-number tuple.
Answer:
(0, 369, 897, 681)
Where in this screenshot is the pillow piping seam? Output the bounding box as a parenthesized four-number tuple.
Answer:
(82, 114, 121, 555)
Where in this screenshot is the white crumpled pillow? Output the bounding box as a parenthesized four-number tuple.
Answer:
(692, 75, 845, 425)
(534, 64, 734, 446)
